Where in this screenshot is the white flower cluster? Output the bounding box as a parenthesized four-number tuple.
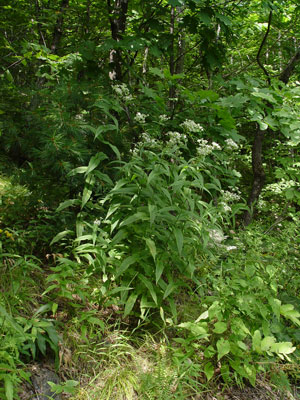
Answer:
(220, 202, 232, 213)
(112, 83, 133, 101)
(180, 119, 204, 133)
(209, 229, 227, 244)
(221, 189, 241, 202)
(225, 138, 239, 150)
(134, 112, 148, 124)
(208, 229, 237, 251)
(141, 132, 157, 145)
(129, 132, 158, 156)
(167, 131, 186, 146)
(264, 180, 298, 194)
(196, 139, 221, 156)
(159, 114, 170, 123)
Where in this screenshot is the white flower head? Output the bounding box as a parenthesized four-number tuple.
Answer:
(225, 138, 239, 150)
(209, 229, 227, 245)
(196, 139, 221, 157)
(180, 119, 204, 133)
(220, 202, 232, 213)
(167, 131, 186, 146)
(112, 83, 133, 101)
(159, 114, 170, 123)
(134, 112, 148, 124)
(222, 190, 241, 202)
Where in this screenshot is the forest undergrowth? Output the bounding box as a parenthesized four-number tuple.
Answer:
(0, 148, 299, 400)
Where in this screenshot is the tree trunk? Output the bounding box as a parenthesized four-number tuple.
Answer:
(50, 0, 69, 54)
(168, 6, 176, 109)
(243, 127, 266, 226)
(107, 0, 129, 81)
(243, 44, 300, 225)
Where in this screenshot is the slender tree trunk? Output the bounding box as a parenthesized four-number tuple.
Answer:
(50, 0, 69, 54)
(243, 42, 300, 225)
(243, 127, 266, 226)
(107, 0, 129, 81)
(35, 0, 47, 47)
(175, 7, 185, 75)
(168, 6, 176, 109)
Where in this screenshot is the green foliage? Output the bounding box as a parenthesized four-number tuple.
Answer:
(0, 303, 60, 400)
(48, 125, 245, 321)
(170, 221, 300, 389)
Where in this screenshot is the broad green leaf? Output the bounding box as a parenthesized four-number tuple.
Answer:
(139, 274, 157, 304)
(178, 322, 208, 337)
(56, 199, 80, 212)
(270, 342, 296, 355)
(149, 67, 165, 78)
(252, 91, 276, 103)
(204, 362, 214, 381)
(50, 230, 73, 246)
(86, 152, 108, 175)
(261, 336, 276, 352)
(82, 186, 92, 208)
(163, 282, 177, 300)
(280, 304, 300, 326)
(124, 293, 138, 317)
(119, 212, 148, 227)
(145, 238, 156, 260)
(195, 310, 209, 322)
(67, 166, 88, 176)
(37, 332, 47, 355)
(252, 330, 262, 353)
(174, 228, 183, 256)
(155, 258, 165, 284)
(115, 255, 138, 279)
(216, 338, 230, 360)
(148, 204, 157, 226)
(109, 286, 133, 295)
(4, 376, 14, 400)
(268, 298, 281, 320)
(204, 345, 216, 358)
(213, 321, 227, 334)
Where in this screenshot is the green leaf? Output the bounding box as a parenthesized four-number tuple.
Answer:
(4, 376, 14, 400)
(174, 228, 183, 256)
(280, 304, 300, 326)
(204, 345, 216, 358)
(115, 255, 138, 279)
(213, 321, 227, 334)
(119, 212, 148, 227)
(86, 152, 108, 175)
(82, 186, 92, 208)
(37, 332, 47, 355)
(50, 230, 73, 246)
(204, 362, 214, 381)
(139, 274, 157, 304)
(178, 322, 208, 337)
(67, 166, 88, 176)
(270, 342, 296, 356)
(216, 338, 230, 360)
(252, 330, 262, 353)
(163, 282, 177, 300)
(261, 336, 276, 352)
(155, 258, 165, 284)
(145, 238, 156, 260)
(268, 298, 281, 321)
(56, 199, 80, 212)
(124, 293, 138, 317)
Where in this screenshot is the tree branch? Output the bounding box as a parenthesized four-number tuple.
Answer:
(256, 10, 272, 84)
